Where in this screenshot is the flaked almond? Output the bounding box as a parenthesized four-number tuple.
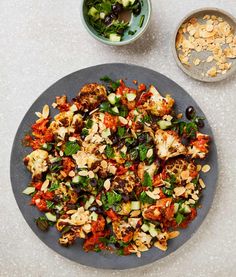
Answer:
(78, 170, 88, 176)
(66, 209, 77, 214)
(193, 58, 201, 66)
(168, 231, 180, 239)
(181, 170, 189, 180)
(146, 149, 153, 159)
(96, 199, 103, 206)
(202, 164, 211, 173)
(189, 199, 196, 204)
(154, 241, 167, 251)
(108, 165, 117, 175)
(60, 170, 67, 178)
(41, 179, 49, 192)
(68, 170, 75, 177)
(69, 136, 77, 142)
(206, 55, 214, 62)
(101, 160, 108, 169)
(199, 178, 206, 188)
(52, 102, 57, 108)
(192, 194, 199, 201)
(174, 186, 186, 196)
(42, 104, 50, 119)
(197, 164, 202, 172)
(104, 179, 111, 191)
(59, 150, 64, 157)
(130, 210, 141, 217)
(88, 171, 95, 179)
(70, 104, 78, 112)
(146, 190, 160, 200)
(99, 145, 106, 154)
(82, 223, 92, 233)
(119, 116, 128, 125)
(35, 112, 42, 118)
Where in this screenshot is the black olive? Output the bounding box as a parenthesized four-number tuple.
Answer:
(122, 194, 129, 202)
(72, 186, 81, 194)
(89, 206, 98, 212)
(115, 242, 121, 248)
(196, 118, 205, 128)
(104, 15, 112, 25)
(112, 135, 119, 145)
(117, 29, 124, 35)
(132, 1, 141, 16)
(90, 178, 98, 187)
(110, 13, 118, 20)
(138, 133, 147, 143)
(112, 3, 123, 14)
(116, 140, 125, 149)
(185, 106, 195, 120)
(36, 218, 49, 232)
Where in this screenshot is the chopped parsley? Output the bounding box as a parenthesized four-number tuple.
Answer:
(64, 141, 80, 156)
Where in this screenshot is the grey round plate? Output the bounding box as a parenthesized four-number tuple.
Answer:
(10, 63, 218, 270)
(173, 8, 236, 82)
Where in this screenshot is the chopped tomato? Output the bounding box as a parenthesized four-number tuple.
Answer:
(116, 165, 127, 176)
(83, 230, 110, 251)
(106, 209, 119, 222)
(62, 157, 75, 174)
(32, 181, 43, 190)
(35, 199, 47, 212)
(91, 216, 106, 233)
(138, 83, 146, 92)
(165, 203, 175, 220)
(42, 191, 54, 200)
(137, 91, 152, 106)
(123, 245, 133, 255)
(104, 112, 118, 131)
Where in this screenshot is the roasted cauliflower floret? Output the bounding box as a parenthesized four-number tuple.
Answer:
(188, 132, 210, 159)
(23, 149, 48, 178)
(138, 162, 158, 181)
(59, 231, 76, 246)
(164, 158, 198, 184)
(77, 83, 107, 111)
(112, 220, 134, 243)
(154, 129, 186, 160)
(143, 85, 175, 116)
(111, 172, 137, 194)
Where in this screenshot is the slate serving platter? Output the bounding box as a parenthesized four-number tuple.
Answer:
(10, 63, 218, 270)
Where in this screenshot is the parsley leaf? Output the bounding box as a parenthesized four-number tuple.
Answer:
(86, 119, 93, 129)
(48, 182, 59, 192)
(64, 141, 80, 156)
(139, 191, 155, 204)
(117, 126, 125, 138)
(105, 145, 114, 158)
(143, 172, 152, 187)
(139, 144, 148, 161)
(101, 191, 122, 210)
(46, 200, 55, 209)
(175, 213, 185, 225)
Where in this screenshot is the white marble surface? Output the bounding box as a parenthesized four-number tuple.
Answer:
(1, 0, 236, 276)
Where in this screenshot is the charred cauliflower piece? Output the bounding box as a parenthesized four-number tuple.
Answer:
(164, 158, 198, 184)
(188, 132, 210, 159)
(143, 85, 174, 116)
(59, 231, 76, 246)
(77, 84, 107, 111)
(155, 129, 186, 160)
(111, 172, 136, 194)
(23, 149, 48, 178)
(112, 220, 134, 243)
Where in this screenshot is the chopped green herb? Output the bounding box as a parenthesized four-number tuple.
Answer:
(101, 191, 122, 210)
(48, 182, 60, 192)
(86, 119, 93, 129)
(139, 144, 148, 161)
(140, 191, 155, 204)
(143, 172, 152, 187)
(117, 126, 126, 138)
(139, 15, 145, 28)
(105, 145, 115, 159)
(175, 213, 185, 225)
(128, 30, 137, 35)
(64, 141, 80, 156)
(46, 200, 55, 209)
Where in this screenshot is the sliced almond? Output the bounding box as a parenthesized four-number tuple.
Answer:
(154, 241, 167, 251)
(130, 210, 141, 217)
(146, 149, 153, 159)
(60, 170, 67, 178)
(41, 179, 49, 192)
(88, 171, 95, 179)
(96, 199, 103, 206)
(174, 186, 186, 197)
(189, 199, 196, 204)
(199, 178, 206, 188)
(196, 164, 202, 172)
(192, 194, 199, 201)
(78, 170, 88, 176)
(181, 170, 189, 180)
(104, 179, 111, 191)
(42, 104, 50, 119)
(193, 58, 201, 66)
(68, 170, 75, 177)
(202, 164, 211, 173)
(206, 55, 214, 62)
(119, 116, 128, 125)
(168, 231, 180, 239)
(101, 160, 108, 169)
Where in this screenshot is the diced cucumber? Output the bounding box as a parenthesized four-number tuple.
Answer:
(72, 175, 80, 184)
(174, 203, 179, 214)
(22, 187, 35, 195)
(45, 212, 57, 222)
(84, 196, 95, 210)
(149, 226, 158, 237)
(99, 112, 105, 121)
(101, 128, 111, 138)
(126, 93, 136, 102)
(106, 216, 112, 224)
(131, 201, 140, 210)
(122, 0, 135, 7)
(88, 7, 99, 20)
(158, 120, 172, 130)
(109, 33, 121, 42)
(89, 212, 98, 221)
(100, 12, 106, 19)
(46, 174, 52, 181)
(111, 106, 119, 114)
(141, 223, 149, 232)
(179, 203, 191, 214)
(108, 93, 116, 105)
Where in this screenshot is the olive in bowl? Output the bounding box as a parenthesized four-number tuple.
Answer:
(81, 0, 152, 46)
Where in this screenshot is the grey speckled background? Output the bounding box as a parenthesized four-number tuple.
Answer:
(0, 0, 236, 276)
